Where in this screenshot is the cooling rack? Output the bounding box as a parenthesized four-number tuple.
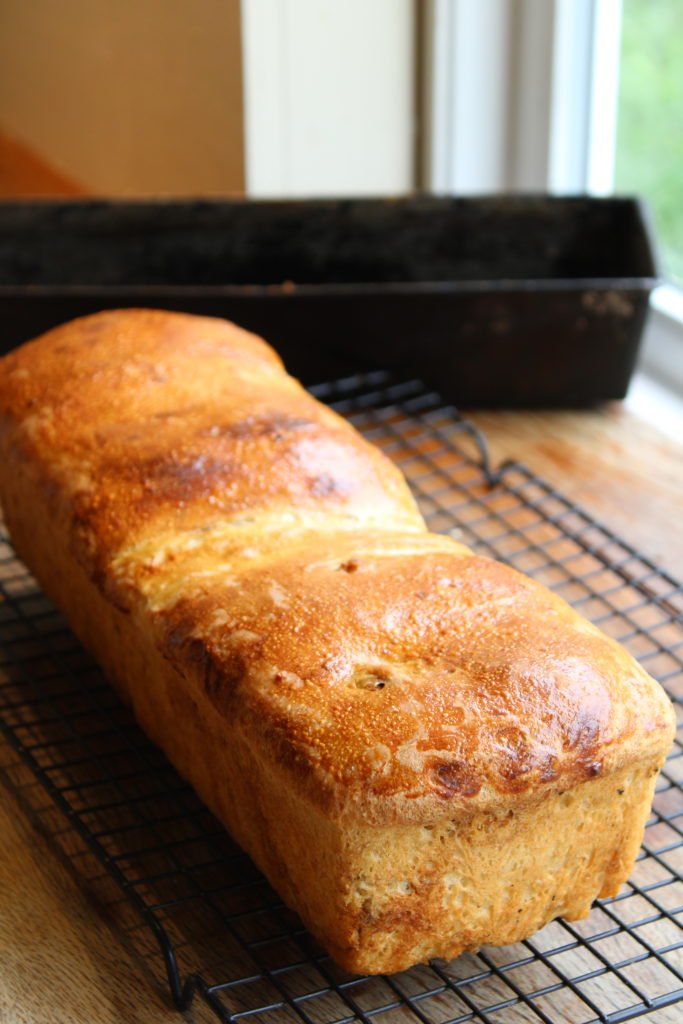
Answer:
(1, 370, 682, 1024)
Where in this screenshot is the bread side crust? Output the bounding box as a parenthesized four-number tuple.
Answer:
(0, 309, 675, 973)
(336, 758, 660, 973)
(0, 468, 663, 970)
(0, 310, 674, 831)
(0, 393, 668, 976)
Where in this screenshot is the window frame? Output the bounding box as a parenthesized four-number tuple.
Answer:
(422, 0, 683, 392)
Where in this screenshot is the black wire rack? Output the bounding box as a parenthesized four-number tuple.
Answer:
(1, 370, 682, 1024)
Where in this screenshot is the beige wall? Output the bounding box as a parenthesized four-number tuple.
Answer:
(0, 0, 245, 194)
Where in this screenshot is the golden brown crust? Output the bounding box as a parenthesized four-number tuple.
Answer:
(0, 308, 675, 973)
(149, 532, 673, 824)
(0, 309, 421, 586)
(0, 309, 674, 834)
(1, 465, 664, 973)
(0, 463, 666, 974)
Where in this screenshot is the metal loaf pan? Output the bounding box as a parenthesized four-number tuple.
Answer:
(0, 195, 659, 405)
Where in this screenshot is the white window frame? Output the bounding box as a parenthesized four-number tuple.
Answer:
(423, 0, 622, 195)
(423, 0, 683, 397)
(240, 0, 415, 197)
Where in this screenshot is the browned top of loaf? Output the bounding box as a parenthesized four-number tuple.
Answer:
(0, 309, 674, 825)
(0, 309, 421, 583)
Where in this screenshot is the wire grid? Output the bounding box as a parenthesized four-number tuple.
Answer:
(1, 369, 682, 1024)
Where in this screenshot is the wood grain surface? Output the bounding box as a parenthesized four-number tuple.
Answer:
(0, 403, 682, 1024)
(0, 748, 214, 1024)
(467, 405, 683, 580)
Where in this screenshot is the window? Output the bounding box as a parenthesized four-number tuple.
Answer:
(423, 0, 683, 403)
(614, 0, 683, 285)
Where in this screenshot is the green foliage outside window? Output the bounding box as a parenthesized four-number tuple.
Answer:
(616, 0, 683, 283)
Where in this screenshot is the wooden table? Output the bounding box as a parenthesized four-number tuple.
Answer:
(1, 403, 682, 1024)
(468, 404, 683, 580)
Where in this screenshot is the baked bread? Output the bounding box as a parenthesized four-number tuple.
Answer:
(0, 308, 674, 974)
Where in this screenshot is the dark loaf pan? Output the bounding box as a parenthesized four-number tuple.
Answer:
(0, 195, 659, 406)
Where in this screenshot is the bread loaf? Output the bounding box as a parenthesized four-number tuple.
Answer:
(0, 309, 674, 974)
